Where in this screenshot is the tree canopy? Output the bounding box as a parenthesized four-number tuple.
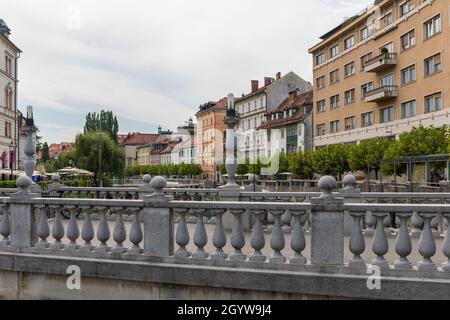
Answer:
(84, 110, 119, 143)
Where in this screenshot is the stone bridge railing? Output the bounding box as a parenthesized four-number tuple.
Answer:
(1, 175, 450, 279)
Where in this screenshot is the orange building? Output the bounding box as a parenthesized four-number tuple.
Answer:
(195, 98, 227, 180)
(309, 0, 449, 148)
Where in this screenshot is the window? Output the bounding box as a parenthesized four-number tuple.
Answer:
(361, 53, 373, 69)
(316, 52, 325, 65)
(4, 55, 12, 76)
(345, 116, 356, 131)
(380, 106, 394, 123)
(379, 73, 394, 86)
(330, 120, 340, 133)
(379, 42, 394, 54)
(424, 15, 441, 39)
(381, 11, 393, 27)
(344, 89, 355, 105)
(401, 100, 416, 118)
(4, 121, 11, 138)
(361, 82, 373, 99)
(330, 44, 339, 58)
(401, 30, 416, 51)
(425, 92, 442, 113)
(344, 61, 356, 77)
(401, 65, 416, 85)
(424, 53, 442, 76)
(344, 35, 355, 50)
(330, 69, 339, 84)
(316, 76, 325, 89)
(316, 100, 326, 113)
(4, 86, 12, 109)
(361, 112, 373, 127)
(330, 95, 340, 109)
(360, 27, 371, 40)
(316, 124, 326, 136)
(399, 1, 415, 17)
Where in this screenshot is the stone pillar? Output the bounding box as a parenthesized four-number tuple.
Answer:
(142, 176, 174, 257)
(138, 174, 154, 199)
(46, 174, 65, 197)
(338, 174, 362, 236)
(23, 106, 42, 195)
(310, 176, 345, 266)
(10, 175, 38, 251)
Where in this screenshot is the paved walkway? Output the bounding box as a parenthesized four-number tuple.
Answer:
(46, 219, 447, 266)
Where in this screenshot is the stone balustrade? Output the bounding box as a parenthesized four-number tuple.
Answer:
(1, 174, 450, 280)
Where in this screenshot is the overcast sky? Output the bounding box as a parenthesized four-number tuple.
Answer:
(3, 0, 370, 143)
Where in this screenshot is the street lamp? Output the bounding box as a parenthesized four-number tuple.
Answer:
(9, 140, 15, 177)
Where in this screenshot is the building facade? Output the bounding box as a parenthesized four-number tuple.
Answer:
(259, 90, 313, 157)
(120, 133, 159, 166)
(309, 0, 449, 148)
(0, 20, 20, 173)
(235, 72, 312, 160)
(195, 98, 227, 181)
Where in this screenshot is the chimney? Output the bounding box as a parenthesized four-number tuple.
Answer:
(264, 77, 274, 87)
(276, 72, 281, 80)
(251, 80, 259, 93)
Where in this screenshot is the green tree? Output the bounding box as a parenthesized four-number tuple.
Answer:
(311, 144, 351, 179)
(71, 132, 125, 185)
(288, 151, 314, 179)
(41, 142, 50, 163)
(348, 138, 393, 178)
(84, 110, 119, 143)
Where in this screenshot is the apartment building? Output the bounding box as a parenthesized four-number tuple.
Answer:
(259, 90, 313, 157)
(120, 133, 159, 166)
(195, 98, 227, 181)
(235, 72, 312, 160)
(0, 19, 21, 172)
(309, 0, 449, 148)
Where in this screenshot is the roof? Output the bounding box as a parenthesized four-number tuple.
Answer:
(236, 87, 266, 104)
(120, 133, 159, 146)
(0, 19, 11, 34)
(195, 98, 227, 116)
(259, 91, 313, 129)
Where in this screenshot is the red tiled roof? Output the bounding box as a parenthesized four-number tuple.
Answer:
(259, 91, 313, 129)
(120, 133, 159, 146)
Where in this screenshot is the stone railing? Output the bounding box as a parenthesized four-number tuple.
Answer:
(1, 174, 449, 279)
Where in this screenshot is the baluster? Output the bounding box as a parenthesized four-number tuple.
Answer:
(192, 209, 208, 259)
(249, 209, 266, 263)
(0, 204, 11, 247)
(364, 211, 376, 236)
(111, 207, 127, 254)
(80, 206, 95, 252)
(349, 211, 366, 268)
(442, 213, 450, 272)
(410, 211, 423, 238)
(371, 213, 389, 268)
(431, 216, 440, 238)
(175, 208, 191, 258)
(230, 209, 247, 261)
(269, 209, 286, 263)
(65, 206, 80, 251)
(95, 207, 111, 253)
(50, 205, 65, 250)
(35, 205, 50, 249)
(127, 208, 143, 255)
(418, 212, 437, 271)
(290, 210, 307, 265)
(394, 212, 413, 269)
(210, 209, 227, 260)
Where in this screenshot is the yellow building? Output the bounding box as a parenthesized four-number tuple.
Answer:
(309, 0, 448, 147)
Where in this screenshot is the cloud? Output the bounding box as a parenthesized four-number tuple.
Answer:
(3, 0, 369, 142)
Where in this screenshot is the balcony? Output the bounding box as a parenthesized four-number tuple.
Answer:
(364, 85, 398, 102)
(363, 53, 397, 73)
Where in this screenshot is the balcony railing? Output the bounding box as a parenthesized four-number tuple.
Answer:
(365, 85, 398, 102)
(363, 53, 398, 72)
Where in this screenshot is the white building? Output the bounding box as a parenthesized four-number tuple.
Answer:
(235, 72, 312, 162)
(0, 19, 21, 175)
(171, 118, 196, 165)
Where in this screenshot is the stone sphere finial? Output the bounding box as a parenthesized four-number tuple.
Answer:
(150, 176, 167, 194)
(16, 175, 33, 193)
(342, 174, 356, 189)
(142, 174, 151, 185)
(51, 173, 61, 183)
(318, 176, 337, 197)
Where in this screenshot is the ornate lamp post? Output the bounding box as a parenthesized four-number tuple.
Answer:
(23, 105, 41, 193)
(9, 140, 15, 178)
(221, 93, 240, 189)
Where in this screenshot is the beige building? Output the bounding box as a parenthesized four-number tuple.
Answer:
(0, 20, 21, 172)
(309, 0, 449, 148)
